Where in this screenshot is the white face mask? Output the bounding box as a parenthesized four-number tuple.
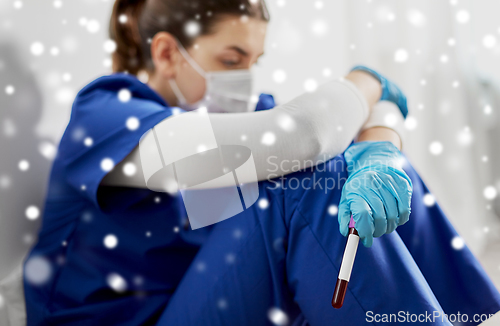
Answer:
(169, 43, 255, 113)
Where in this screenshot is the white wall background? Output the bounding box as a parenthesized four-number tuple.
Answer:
(0, 0, 499, 276)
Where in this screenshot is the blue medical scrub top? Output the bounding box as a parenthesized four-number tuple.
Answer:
(24, 73, 500, 326)
(23, 73, 276, 325)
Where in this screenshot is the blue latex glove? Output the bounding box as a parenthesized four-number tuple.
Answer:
(338, 141, 413, 247)
(350, 65, 408, 118)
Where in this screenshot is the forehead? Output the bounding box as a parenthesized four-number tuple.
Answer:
(196, 16, 267, 53)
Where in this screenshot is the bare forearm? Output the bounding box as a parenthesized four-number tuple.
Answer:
(357, 127, 402, 150)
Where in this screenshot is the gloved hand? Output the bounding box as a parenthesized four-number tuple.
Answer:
(350, 65, 408, 118)
(338, 141, 413, 247)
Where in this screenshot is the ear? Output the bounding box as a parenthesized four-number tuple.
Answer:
(150, 32, 180, 79)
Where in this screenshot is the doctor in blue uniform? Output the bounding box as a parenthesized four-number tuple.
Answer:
(23, 0, 500, 325)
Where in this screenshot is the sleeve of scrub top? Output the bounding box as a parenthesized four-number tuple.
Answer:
(101, 77, 370, 189)
(63, 86, 175, 212)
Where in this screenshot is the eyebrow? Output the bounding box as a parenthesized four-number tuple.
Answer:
(227, 46, 265, 58)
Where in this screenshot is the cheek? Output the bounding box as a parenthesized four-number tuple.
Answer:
(177, 63, 206, 103)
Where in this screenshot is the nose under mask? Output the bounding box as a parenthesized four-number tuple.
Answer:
(168, 43, 255, 113)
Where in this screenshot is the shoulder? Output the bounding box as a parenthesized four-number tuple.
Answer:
(68, 73, 169, 123)
(75, 73, 164, 105)
(57, 74, 172, 163)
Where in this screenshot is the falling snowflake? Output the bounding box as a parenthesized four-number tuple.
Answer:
(103, 58, 112, 68)
(118, 14, 128, 24)
(26, 206, 40, 220)
(261, 132, 276, 146)
(18, 159, 30, 171)
(103, 39, 117, 53)
(429, 141, 443, 155)
(184, 21, 201, 37)
(394, 49, 409, 63)
(100, 158, 115, 172)
(55, 87, 75, 104)
(197, 144, 208, 153)
(483, 34, 497, 49)
(50, 47, 60, 56)
(277, 114, 296, 132)
(30, 42, 45, 56)
(39, 141, 57, 160)
(137, 71, 149, 83)
(225, 253, 236, 264)
(107, 273, 127, 292)
(423, 193, 435, 206)
(303, 78, 318, 92)
(240, 15, 249, 23)
(79, 17, 88, 26)
(383, 113, 398, 127)
(5, 85, 15, 95)
(404, 116, 418, 130)
(272, 69, 287, 84)
(217, 298, 228, 309)
(104, 234, 118, 249)
(196, 261, 206, 272)
(118, 89, 132, 102)
(457, 127, 473, 146)
(62, 73, 72, 82)
(310, 20, 328, 36)
(84, 137, 93, 147)
(268, 307, 289, 326)
(123, 162, 137, 176)
(86, 19, 100, 33)
(451, 236, 465, 250)
(407, 9, 426, 27)
(314, 1, 324, 9)
(233, 228, 243, 239)
(25, 256, 52, 285)
(483, 186, 497, 200)
(126, 116, 140, 130)
(0, 175, 11, 189)
(328, 205, 338, 215)
(258, 198, 269, 209)
(455, 10, 470, 24)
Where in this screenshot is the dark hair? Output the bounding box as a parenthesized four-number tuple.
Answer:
(110, 0, 270, 75)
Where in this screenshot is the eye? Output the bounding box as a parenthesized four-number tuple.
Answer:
(222, 60, 240, 67)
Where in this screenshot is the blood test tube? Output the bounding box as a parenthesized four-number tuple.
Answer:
(332, 216, 359, 309)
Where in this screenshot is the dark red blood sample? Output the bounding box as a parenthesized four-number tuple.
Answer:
(332, 227, 359, 309)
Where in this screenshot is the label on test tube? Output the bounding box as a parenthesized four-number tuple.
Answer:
(338, 234, 360, 282)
